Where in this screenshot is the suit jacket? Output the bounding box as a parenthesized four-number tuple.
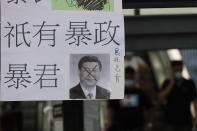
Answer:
(70, 84, 110, 99)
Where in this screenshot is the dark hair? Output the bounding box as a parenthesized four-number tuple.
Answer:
(76, 0, 105, 10)
(2, 102, 10, 111)
(125, 66, 135, 75)
(171, 60, 183, 67)
(78, 56, 102, 70)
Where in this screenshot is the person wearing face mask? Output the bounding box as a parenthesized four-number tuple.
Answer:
(159, 60, 197, 131)
(107, 66, 155, 131)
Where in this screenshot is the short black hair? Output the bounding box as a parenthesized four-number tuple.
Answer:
(171, 60, 183, 67)
(78, 56, 102, 70)
(125, 66, 135, 75)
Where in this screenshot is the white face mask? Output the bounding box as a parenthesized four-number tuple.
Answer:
(174, 71, 183, 79)
(125, 80, 135, 88)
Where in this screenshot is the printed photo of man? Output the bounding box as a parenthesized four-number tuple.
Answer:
(70, 55, 110, 99)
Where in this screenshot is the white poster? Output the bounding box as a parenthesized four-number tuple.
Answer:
(0, 0, 125, 100)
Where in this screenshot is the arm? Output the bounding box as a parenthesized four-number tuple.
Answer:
(193, 99, 197, 126)
(158, 80, 174, 103)
(159, 71, 175, 103)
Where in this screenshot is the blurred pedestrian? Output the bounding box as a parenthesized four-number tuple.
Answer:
(159, 60, 197, 131)
(0, 102, 23, 131)
(107, 66, 155, 131)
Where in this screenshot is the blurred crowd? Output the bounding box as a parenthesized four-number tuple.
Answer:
(106, 52, 197, 131)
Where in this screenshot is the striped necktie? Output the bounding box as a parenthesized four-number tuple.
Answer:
(87, 93, 93, 99)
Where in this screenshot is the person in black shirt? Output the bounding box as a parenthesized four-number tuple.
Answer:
(159, 60, 197, 131)
(0, 102, 23, 131)
(107, 67, 154, 131)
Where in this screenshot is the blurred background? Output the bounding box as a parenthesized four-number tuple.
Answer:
(1, 1, 197, 131)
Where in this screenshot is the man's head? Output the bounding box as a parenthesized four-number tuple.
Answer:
(78, 56, 102, 87)
(76, 0, 105, 10)
(125, 66, 136, 88)
(171, 60, 184, 80)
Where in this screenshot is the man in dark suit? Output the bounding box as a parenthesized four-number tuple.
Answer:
(70, 55, 110, 99)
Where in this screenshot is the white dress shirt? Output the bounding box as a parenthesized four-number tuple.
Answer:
(80, 83, 96, 99)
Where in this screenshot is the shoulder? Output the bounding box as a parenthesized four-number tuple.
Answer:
(184, 79, 196, 87)
(185, 79, 195, 84)
(97, 86, 109, 93)
(96, 86, 110, 99)
(69, 84, 83, 99)
(70, 84, 81, 93)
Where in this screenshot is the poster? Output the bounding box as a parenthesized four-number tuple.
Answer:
(0, 0, 125, 100)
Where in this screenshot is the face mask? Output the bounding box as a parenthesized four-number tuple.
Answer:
(125, 80, 135, 87)
(174, 71, 182, 79)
